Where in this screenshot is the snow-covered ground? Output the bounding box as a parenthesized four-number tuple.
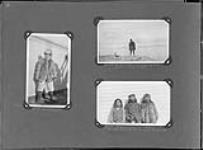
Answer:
(99, 45, 168, 63)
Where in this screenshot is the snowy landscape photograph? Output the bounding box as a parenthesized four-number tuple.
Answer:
(97, 20, 169, 64)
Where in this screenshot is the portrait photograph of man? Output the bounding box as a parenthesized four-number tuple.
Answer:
(25, 33, 71, 108)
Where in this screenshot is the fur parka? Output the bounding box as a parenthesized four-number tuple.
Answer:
(141, 99, 158, 123)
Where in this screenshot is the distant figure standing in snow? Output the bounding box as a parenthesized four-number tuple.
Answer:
(129, 39, 136, 56)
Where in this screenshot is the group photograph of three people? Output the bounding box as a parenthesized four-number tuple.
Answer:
(108, 93, 158, 124)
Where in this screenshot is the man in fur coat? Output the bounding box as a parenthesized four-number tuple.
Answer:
(33, 49, 58, 104)
(124, 94, 142, 123)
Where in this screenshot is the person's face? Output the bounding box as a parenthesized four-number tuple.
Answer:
(129, 95, 136, 102)
(44, 53, 52, 61)
(145, 95, 151, 101)
(116, 100, 122, 107)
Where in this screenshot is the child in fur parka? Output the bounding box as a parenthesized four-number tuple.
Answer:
(108, 99, 124, 123)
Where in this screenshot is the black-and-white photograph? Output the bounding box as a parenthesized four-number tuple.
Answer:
(97, 20, 169, 64)
(96, 81, 170, 126)
(25, 33, 71, 108)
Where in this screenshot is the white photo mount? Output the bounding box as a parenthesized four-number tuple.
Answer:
(95, 79, 172, 128)
(24, 31, 73, 110)
(95, 17, 171, 65)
